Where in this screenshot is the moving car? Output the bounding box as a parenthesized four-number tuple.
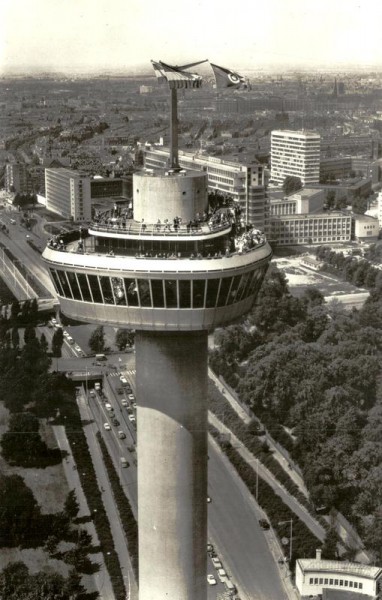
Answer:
(118, 431, 126, 439)
(120, 457, 129, 468)
(207, 574, 216, 586)
(121, 399, 128, 407)
(105, 403, 113, 411)
(103, 423, 111, 431)
(112, 418, 120, 426)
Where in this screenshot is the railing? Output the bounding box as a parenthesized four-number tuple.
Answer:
(89, 219, 232, 238)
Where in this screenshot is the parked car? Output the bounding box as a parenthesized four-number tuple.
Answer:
(120, 457, 129, 468)
(259, 518, 270, 530)
(211, 557, 222, 569)
(105, 403, 113, 411)
(128, 393, 135, 402)
(112, 418, 120, 426)
(121, 399, 128, 407)
(128, 414, 136, 423)
(118, 431, 126, 439)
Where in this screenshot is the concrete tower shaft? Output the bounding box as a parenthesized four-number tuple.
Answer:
(136, 331, 207, 599)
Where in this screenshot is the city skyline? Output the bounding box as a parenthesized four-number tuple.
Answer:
(1, 0, 382, 76)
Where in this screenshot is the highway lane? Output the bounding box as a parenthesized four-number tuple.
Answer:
(208, 439, 287, 600)
(0, 225, 56, 297)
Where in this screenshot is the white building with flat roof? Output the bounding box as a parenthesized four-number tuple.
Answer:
(45, 168, 91, 221)
(296, 550, 382, 599)
(271, 130, 321, 186)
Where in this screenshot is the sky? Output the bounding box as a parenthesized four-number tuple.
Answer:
(1, 0, 382, 75)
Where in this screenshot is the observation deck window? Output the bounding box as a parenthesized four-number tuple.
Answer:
(151, 280, 165, 307)
(50, 269, 64, 296)
(216, 276, 233, 307)
(179, 280, 191, 308)
(125, 278, 139, 306)
(206, 279, 220, 308)
(137, 279, 151, 307)
(88, 274, 103, 304)
(67, 271, 82, 300)
(100, 276, 114, 304)
(111, 277, 127, 305)
(164, 280, 177, 308)
(77, 273, 92, 302)
(193, 280, 206, 308)
(52, 267, 268, 310)
(57, 270, 72, 299)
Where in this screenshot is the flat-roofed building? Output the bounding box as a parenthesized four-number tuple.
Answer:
(142, 145, 266, 230)
(271, 130, 321, 186)
(268, 211, 351, 246)
(45, 168, 91, 221)
(353, 214, 379, 242)
(296, 550, 382, 599)
(5, 162, 32, 194)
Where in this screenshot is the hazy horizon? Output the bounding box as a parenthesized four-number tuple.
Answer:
(1, 0, 382, 77)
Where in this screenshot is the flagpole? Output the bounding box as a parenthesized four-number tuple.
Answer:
(170, 87, 179, 169)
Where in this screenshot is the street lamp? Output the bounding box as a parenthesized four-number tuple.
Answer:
(278, 519, 293, 563)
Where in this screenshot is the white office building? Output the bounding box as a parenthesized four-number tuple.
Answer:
(271, 130, 321, 186)
(142, 145, 266, 230)
(45, 168, 91, 221)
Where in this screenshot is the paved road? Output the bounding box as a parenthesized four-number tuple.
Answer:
(208, 438, 290, 600)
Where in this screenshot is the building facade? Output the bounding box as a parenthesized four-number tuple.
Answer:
(142, 145, 266, 230)
(296, 551, 382, 599)
(267, 211, 352, 245)
(353, 214, 379, 242)
(45, 168, 91, 221)
(271, 130, 321, 186)
(5, 162, 32, 194)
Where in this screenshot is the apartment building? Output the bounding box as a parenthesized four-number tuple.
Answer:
(142, 145, 266, 230)
(5, 162, 32, 194)
(271, 130, 321, 186)
(45, 168, 91, 221)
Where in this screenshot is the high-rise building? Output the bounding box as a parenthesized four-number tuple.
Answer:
(45, 168, 91, 221)
(271, 130, 321, 186)
(43, 62, 272, 600)
(143, 145, 266, 230)
(5, 162, 32, 194)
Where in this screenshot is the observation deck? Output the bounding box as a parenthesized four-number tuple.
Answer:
(43, 169, 272, 331)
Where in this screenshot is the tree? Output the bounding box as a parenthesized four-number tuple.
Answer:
(10, 299, 20, 321)
(0, 474, 41, 546)
(89, 325, 105, 353)
(64, 490, 80, 520)
(51, 328, 64, 357)
(326, 190, 336, 209)
(321, 527, 339, 559)
(115, 328, 135, 351)
(11, 327, 19, 349)
(282, 175, 302, 195)
(24, 324, 36, 344)
(40, 332, 48, 354)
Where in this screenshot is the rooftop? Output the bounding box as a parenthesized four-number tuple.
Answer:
(298, 559, 382, 580)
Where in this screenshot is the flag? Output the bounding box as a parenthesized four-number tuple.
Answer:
(151, 60, 203, 89)
(210, 63, 246, 89)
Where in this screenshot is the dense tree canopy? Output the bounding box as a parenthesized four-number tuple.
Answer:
(209, 262, 382, 558)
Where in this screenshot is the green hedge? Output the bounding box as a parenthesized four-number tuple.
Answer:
(97, 433, 138, 578)
(65, 425, 127, 600)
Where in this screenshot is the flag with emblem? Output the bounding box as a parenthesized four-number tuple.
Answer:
(151, 60, 203, 89)
(210, 63, 246, 88)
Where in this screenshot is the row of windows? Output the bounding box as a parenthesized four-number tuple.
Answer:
(309, 576, 363, 589)
(49, 268, 266, 309)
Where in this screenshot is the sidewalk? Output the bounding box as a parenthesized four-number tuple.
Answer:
(53, 425, 115, 600)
